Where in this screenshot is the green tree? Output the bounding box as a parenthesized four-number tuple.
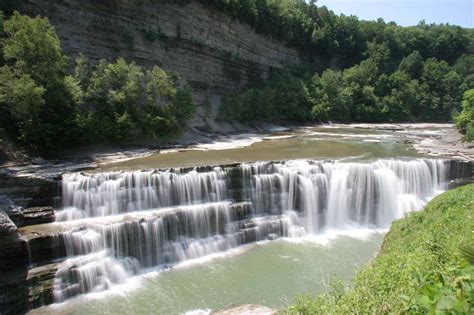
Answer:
(0, 66, 45, 144)
(399, 51, 424, 79)
(1, 12, 79, 149)
(378, 71, 418, 121)
(455, 89, 474, 141)
(74, 53, 92, 91)
(310, 70, 351, 122)
(172, 89, 196, 124)
(83, 58, 144, 141)
(145, 65, 176, 106)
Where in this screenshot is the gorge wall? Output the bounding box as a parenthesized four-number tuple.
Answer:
(17, 0, 319, 130)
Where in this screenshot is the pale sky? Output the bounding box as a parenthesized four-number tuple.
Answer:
(315, 0, 473, 27)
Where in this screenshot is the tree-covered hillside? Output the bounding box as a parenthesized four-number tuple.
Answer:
(212, 0, 473, 125)
(1, 0, 473, 153)
(197, 0, 472, 68)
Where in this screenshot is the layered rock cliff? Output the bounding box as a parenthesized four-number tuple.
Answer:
(18, 0, 319, 129)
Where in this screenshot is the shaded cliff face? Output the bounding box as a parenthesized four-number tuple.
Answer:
(19, 0, 318, 128)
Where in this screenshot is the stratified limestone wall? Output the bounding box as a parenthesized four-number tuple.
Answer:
(19, 0, 319, 129)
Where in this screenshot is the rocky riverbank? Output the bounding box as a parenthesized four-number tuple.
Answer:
(340, 123, 474, 161)
(1, 123, 472, 180)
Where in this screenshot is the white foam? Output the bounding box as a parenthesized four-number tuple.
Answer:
(56, 202, 233, 227)
(283, 227, 388, 247)
(170, 242, 262, 270)
(308, 131, 393, 139)
(263, 135, 297, 141)
(158, 134, 264, 154)
(185, 309, 212, 315)
(195, 134, 263, 150)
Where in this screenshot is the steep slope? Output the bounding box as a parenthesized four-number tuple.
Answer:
(18, 0, 318, 129)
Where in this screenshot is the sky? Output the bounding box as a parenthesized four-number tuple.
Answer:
(315, 0, 473, 27)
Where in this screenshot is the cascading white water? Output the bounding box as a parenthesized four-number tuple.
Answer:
(60, 167, 227, 220)
(53, 158, 452, 301)
(243, 159, 448, 232)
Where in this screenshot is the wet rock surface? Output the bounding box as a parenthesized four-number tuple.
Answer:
(0, 263, 58, 315)
(20, 207, 55, 227)
(340, 123, 474, 161)
(0, 210, 17, 235)
(213, 304, 277, 315)
(0, 211, 27, 269)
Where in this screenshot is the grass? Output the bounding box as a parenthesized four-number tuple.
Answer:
(288, 184, 474, 314)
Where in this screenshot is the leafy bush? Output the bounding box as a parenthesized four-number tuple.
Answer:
(455, 89, 474, 141)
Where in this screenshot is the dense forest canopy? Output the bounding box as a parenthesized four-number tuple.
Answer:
(0, 0, 473, 153)
(214, 0, 473, 127)
(196, 0, 473, 67)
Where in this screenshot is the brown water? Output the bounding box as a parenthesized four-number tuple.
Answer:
(99, 126, 422, 171)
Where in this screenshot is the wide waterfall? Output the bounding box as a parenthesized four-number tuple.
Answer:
(53, 158, 450, 302)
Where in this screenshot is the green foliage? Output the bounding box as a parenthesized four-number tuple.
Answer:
(198, 0, 472, 68)
(399, 51, 424, 79)
(309, 70, 350, 122)
(454, 89, 474, 141)
(0, 8, 471, 150)
(78, 58, 195, 143)
(454, 55, 474, 90)
(79, 58, 144, 142)
(220, 71, 311, 122)
(201, 1, 472, 124)
(172, 89, 196, 124)
(288, 184, 474, 314)
(224, 51, 469, 123)
(0, 12, 195, 152)
(141, 26, 162, 42)
(1, 11, 79, 150)
(0, 66, 45, 144)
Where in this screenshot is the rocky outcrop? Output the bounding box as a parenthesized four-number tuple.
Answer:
(18, 0, 319, 128)
(9, 207, 54, 227)
(0, 172, 58, 209)
(0, 211, 27, 269)
(26, 263, 58, 310)
(0, 263, 58, 315)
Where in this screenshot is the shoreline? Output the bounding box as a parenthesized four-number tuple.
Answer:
(1, 123, 472, 179)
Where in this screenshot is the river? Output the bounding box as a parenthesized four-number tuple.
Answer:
(28, 124, 472, 314)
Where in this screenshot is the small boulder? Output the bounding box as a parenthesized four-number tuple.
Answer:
(0, 210, 17, 235)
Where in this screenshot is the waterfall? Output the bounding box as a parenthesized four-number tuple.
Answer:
(52, 158, 456, 301)
(60, 167, 227, 220)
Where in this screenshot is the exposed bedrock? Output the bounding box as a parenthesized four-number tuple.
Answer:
(17, 0, 320, 128)
(0, 211, 27, 269)
(0, 263, 58, 315)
